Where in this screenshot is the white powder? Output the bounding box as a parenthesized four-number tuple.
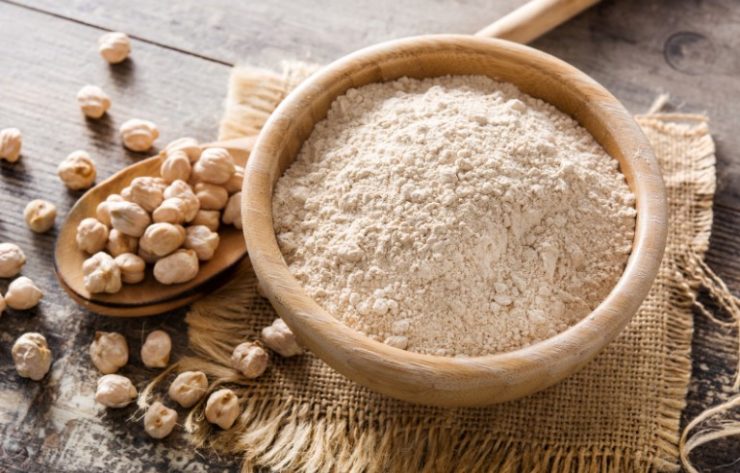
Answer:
(273, 75, 636, 356)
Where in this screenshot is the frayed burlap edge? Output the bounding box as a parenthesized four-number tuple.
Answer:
(138, 65, 739, 472)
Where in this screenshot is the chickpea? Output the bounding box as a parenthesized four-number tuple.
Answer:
(5, 276, 42, 310)
(191, 210, 220, 232)
(0, 128, 22, 163)
(194, 182, 228, 210)
(261, 318, 302, 357)
(230, 342, 269, 379)
(192, 148, 235, 184)
(152, 198, 189, 224)
(144, 401, 177, 439)
(76, 218, 109, 254)
(222, 192, 242, 229)
(58, 150, 97, 190)
(96, 374, 137, 408)
(153, 249, 199, 285)
(12, 332, 52, 380)
(163, 180, 200, 222)
(76, 85, 111, 119)
(139, 223, 185, 257)
(108, 201, 151, 237)
(126, 177, 166, 212)
(168, 371, 207, 408)
(0, 243, 26, 278)
(141, 330, 172, 368)
(184, 225, 220, 261)
(83, 252, 122, 294)
(165, 137, 201, 162)
(106, 228, 139, 257)
(138, 246, 159, 264)
(120, 119, 159, 152)
(224, 166, 244, 194)
(0, 293, 5, 317)
(160, 150, 191, 183)
(205, 388, 240, 429)
(98, 32, 131, 64)
(96, 194, 124, 226)
(114, 253, 145, 284)
(24, 199, 57, 233)
(89, 331, 129, 374)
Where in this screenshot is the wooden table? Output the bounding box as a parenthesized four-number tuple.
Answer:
(1, 1, 738, 471)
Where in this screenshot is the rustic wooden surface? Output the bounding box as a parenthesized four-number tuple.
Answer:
(0, 0, 738, 471)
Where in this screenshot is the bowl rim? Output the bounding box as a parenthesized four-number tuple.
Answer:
(242, 34, 668, 407)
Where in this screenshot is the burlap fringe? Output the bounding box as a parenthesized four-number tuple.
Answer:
(636, 114, 740, 472)
(218, 61, 321, 140)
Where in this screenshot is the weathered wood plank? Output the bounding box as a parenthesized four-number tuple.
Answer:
(0, 2, 238, 471)
(12, 0, 740, 210)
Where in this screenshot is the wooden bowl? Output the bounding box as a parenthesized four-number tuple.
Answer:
(242, 35, 668, 407)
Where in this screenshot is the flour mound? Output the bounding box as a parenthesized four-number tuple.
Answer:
(273, 75, 636, 356)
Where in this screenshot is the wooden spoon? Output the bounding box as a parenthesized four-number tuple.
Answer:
(54, 136, 255, 317)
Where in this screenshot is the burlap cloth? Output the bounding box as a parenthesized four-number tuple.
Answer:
(143, 64, 735, 472)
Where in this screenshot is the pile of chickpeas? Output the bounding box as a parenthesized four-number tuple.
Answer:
(80, 138, 244, 294)
(2, 31, 308, 440)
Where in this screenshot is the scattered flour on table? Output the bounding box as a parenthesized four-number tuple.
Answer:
(273, 75, 636, 356)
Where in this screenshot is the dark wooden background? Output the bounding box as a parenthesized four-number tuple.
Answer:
(1, 0, 738, 471)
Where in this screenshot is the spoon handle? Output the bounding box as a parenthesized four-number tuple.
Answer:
(476, 0, 600, 44)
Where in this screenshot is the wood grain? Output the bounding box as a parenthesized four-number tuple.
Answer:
(243, 35, 667, 407)
(0, 0, 738, 469)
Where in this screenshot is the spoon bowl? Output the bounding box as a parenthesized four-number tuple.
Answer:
(54, 136, 255, 316)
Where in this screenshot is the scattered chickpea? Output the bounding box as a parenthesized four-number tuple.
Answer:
(184, 225, 220, 261)
(82, 252, 122, 294)
(126, 176, 166, 212)
(261, 318, 302, 357)
(194, 182, 229, 210)
(58, 150, 97, 190)
(114, 253, 146, 284)
(76, 85, 111, 119)
(192, 148, 235, 184)
(0, 128, 22, 163)
(5, 276, 43, 310)
(205, 388, 240, 429)
(222, 192, 242, 229)
(191, 210, 220, 232)
(12, 332, 52, 380)
(224, 166, 244, 194)
(89, 331, 129, 374)
(108, 201, 151, 237)
(24, 199, 57, 233)
(120, 118, 159, 152)
(153, 249, 199, 285)
(98, 32, 131, 64)
(160, 150, 191, 183)
(230, 342, 269, 379)
(0, 243, 26, 278)
(106, 228, 139, 256)
(168, 371, 207, 408)
(141, 330, 172, 368)
(165, 137, 201, 162)
(76, 218, 109, 254)
(96, 374, 138, 408)
(384, 335, 409, 350)
(96, 194, 124, 226)
(144, 401, 177, 439)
